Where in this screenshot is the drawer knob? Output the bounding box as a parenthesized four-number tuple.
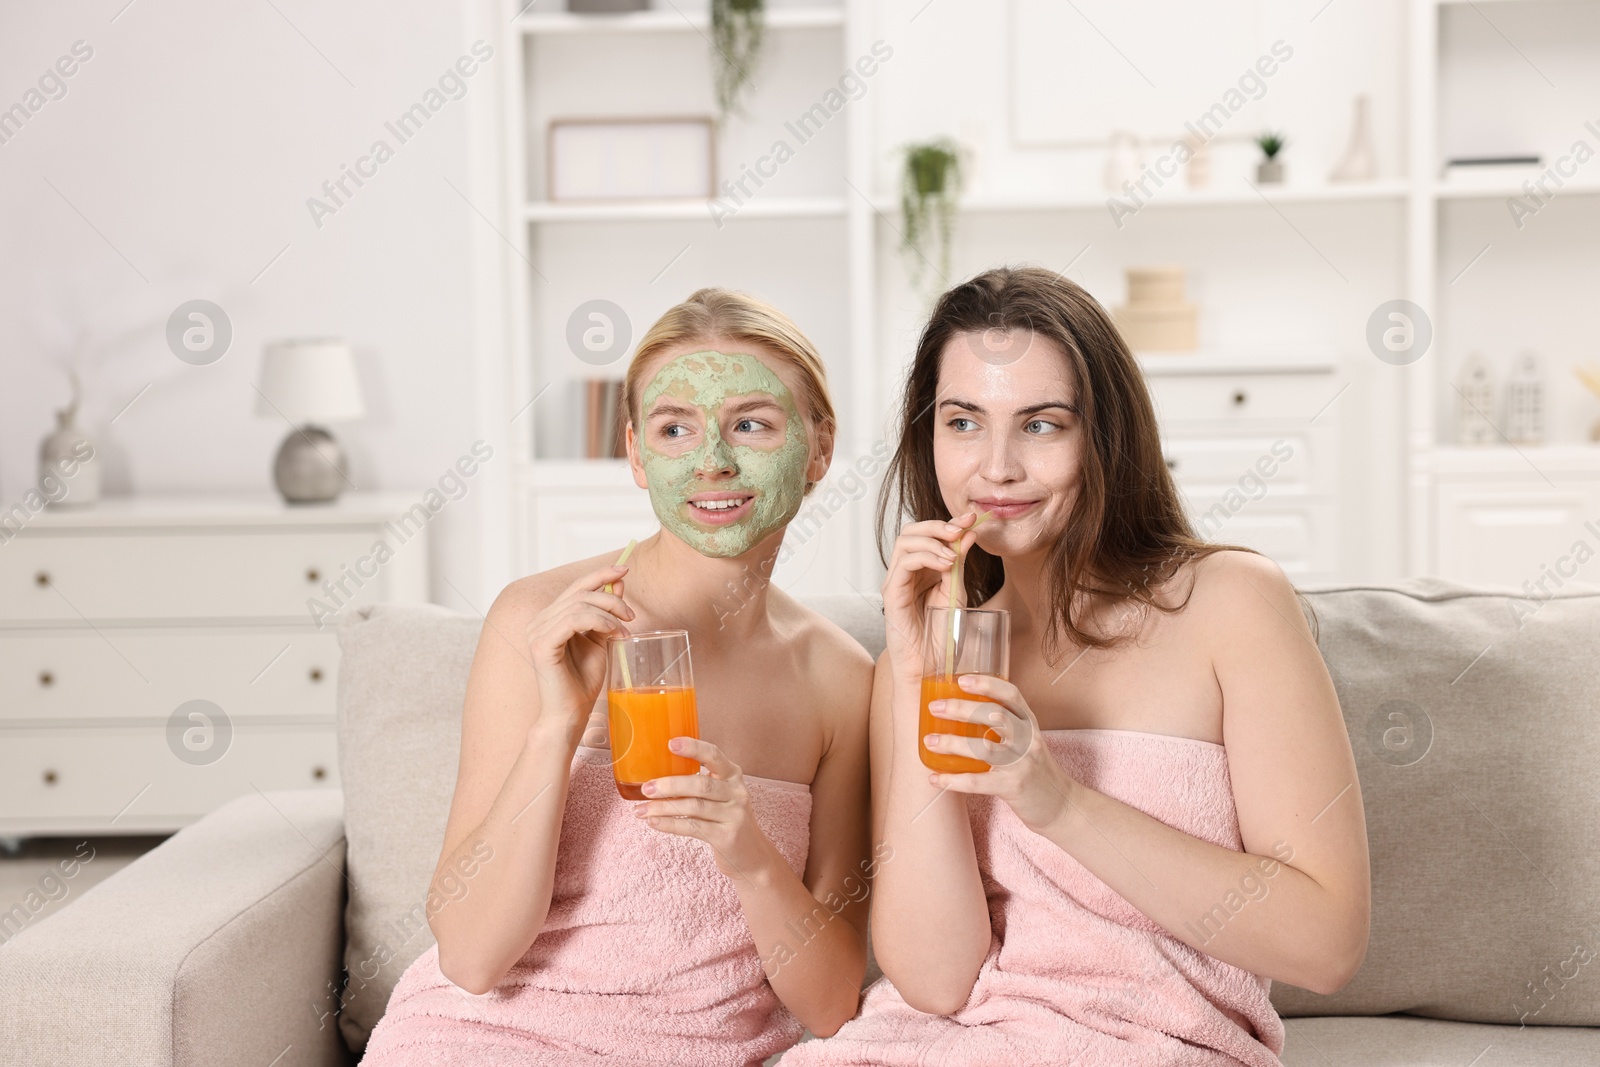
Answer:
(35, 571, 50, 587)
(309, 667, 324, 683)
(42, 769, 58, 786)
(1231, 389, 1248, 406)
(312, 765, 327, 781)
(306, 568, 321, 584)
(39, 671, 54, 688)
(1164, 457, 1179, 471)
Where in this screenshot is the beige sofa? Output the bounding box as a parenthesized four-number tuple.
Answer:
(3, 580, 1598, 1065)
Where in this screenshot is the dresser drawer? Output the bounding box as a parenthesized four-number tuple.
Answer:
(1147, 373, 1341, 423)
(0, 723, 339, 834)
(0, 628, 339, 723)
(0, 529, 399, 622)
(1162, 430, 1331, 496)
(1185, 500, 1338, 579)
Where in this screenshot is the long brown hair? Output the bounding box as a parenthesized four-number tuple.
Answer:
(878, 266, 1276, 662)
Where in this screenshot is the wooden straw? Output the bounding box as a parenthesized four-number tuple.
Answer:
(608, 540, 637, 689)
(604, 539, 637, 595)
(944, 513, 992, 678)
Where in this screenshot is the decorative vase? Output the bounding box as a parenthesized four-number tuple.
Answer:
(1505, 351, 1544, 445)
(1329, 94, 1377, 183)
(1456, 353, 1497, 446)
(1182, 132, 1212, 189)
(1104, 130, 1144, 192)
(39, 372, 100, 506)
(1256, 159, 1285, 184)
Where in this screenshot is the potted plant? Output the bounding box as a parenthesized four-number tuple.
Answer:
(1255, 132, 1287, 184)
(900, 137, 962, 290)
(712, 0, 765, 120)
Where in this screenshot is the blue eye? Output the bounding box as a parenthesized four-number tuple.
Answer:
(948, 417, 976, 432)
(1024, 419, 1059, 434)
(663, 424, 690, 438)
(734, 418, 769, 433)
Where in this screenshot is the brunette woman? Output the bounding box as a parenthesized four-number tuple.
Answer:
(784, 267, 1369, 1066)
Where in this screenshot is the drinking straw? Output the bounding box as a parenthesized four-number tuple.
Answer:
(604, 539, 637, 595)
(608, 540, 637, 689)
(944, 513, 992, 678)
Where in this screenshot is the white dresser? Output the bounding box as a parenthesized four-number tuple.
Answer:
(0, 494, 429, 839)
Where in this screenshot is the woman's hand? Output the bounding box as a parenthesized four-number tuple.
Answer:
(634, 738, 782, 882)
(524, 565, 634, 741)
(924, 674, 1077, 833)
(881, 512, 983, 682)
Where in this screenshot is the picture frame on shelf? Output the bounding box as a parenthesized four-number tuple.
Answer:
(547, 116, 716, 202)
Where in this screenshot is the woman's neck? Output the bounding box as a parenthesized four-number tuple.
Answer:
(993, 549, 1123, 655)
(626, 527, 783, 642)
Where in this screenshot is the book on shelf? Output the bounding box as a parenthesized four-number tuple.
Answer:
(583, 379, 628, 459)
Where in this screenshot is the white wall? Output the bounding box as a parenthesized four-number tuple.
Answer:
(0, 0, 510, 606)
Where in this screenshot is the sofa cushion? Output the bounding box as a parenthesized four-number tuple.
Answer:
(335, 602, 478, 1052)
(333, 593, 886, 1053)
(1281, 1014, 1600, 1066)
(1273, 579, 1600, 1027)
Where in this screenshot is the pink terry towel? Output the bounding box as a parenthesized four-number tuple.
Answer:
(360, 745, 813, 1067)
(781, 730, 1285, 1067)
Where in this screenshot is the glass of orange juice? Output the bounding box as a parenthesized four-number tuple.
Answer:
(606, 630, 700, 800)
(920, 606, 1011, 774)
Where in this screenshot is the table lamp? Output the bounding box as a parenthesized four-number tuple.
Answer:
(255, 338, 365, 503)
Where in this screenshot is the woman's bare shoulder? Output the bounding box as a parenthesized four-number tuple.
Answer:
(1183, 548, 1310, 648)
(489, 549, 622, 623)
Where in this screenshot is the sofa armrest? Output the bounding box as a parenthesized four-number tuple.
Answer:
(0, 788, 350, 1067)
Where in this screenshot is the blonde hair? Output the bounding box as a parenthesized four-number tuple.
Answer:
(623, 288, 837, 475)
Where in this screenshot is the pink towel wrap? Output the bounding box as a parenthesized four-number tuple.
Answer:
(781, 729, 1285, 1067)
(361, 744, 813, 1067)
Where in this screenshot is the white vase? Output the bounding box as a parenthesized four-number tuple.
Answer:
(1104, 130, 1144, 192)
(39, 373, 100, 506)
(1183, 133, 1212, 189)
(1329, 95, 1377, 183)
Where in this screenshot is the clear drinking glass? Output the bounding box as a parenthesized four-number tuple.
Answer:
(605, 630, 701, 799)
(919, 606, 1011, 774)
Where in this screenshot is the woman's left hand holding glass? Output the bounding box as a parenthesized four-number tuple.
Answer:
(633, 738, 779, 882)
(925, 674, 1079, 834)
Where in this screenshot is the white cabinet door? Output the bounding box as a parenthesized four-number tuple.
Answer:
(1434, 480, 1600, 588)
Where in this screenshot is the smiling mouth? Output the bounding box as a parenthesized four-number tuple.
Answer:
(687, 493, 755, 524)
(973, 498, 1040, 518)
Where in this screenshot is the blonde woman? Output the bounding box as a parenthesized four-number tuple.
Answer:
(361, 290, 873, 1067)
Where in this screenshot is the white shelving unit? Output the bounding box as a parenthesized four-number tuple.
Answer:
(1408, 0, 1600, 583)
(486, 0, 1600, 592)
(501, 0, 878, 593)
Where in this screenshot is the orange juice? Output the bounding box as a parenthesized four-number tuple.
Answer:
(607, 685, 700, 799)
(919, 675, 1000, 774)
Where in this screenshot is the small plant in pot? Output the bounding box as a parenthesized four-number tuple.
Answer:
(712, 0, 766, 120)
(1255, 132, 1287, 184)
(900, 137, 963, 291)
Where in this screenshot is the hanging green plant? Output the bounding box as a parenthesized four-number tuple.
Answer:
(900, 138, 962, 289)
(712, 0, 766, 120)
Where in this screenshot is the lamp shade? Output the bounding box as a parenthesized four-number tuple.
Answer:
(255, 338, 366, 424)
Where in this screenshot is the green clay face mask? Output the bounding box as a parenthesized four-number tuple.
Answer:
(638, 350, 810, 558)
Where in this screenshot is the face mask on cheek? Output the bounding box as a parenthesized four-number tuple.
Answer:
(639, 351, 811, 559)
